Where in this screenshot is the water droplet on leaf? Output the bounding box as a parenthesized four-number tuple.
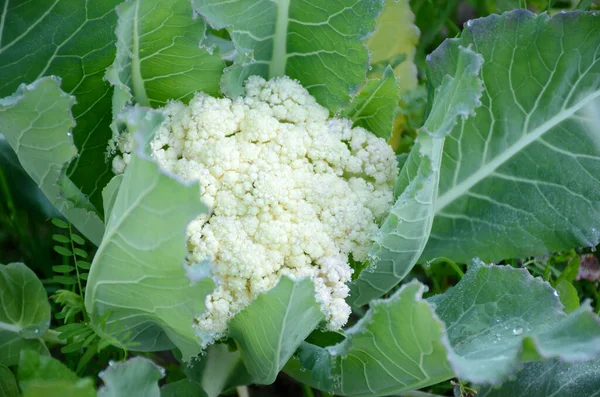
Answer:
(512, 327, 524, 336)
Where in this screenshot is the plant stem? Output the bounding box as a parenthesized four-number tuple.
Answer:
(68, 223, 87, 320)
(236, 386, 250, 397)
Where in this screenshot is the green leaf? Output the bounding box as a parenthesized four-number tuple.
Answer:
(365, 0, 420, 91)
(193, 0, 383, 112)
(349, 45, 483, 305)
(106, 0, 225, 116)
(341, 66, 400, 140)
(98, 357, 164, 397)
(184, 344, 251, 397)
(0, 263, 51, 366)
(77, 261, 92, 270)
(71, 234, 86, 245)
(53, 246, 73, 257)
(52, 234, 71, 244)
(51, 219, 70, 229)
(160, 379, 207, 397)
(52, 265, 76, 273)
(17, 350, 95, 397)
(0, 365, 20, 397)
(73, 248, 88, 258)
(85, 107, 214, 360)
(287, 263, 600, 395)
(228, 277, 324, 384)
(53, 276, 77, 285)
(0, 77, 104, 245)
(0, 0, 120, 221)
(422, 10, 600, 263)
(555, 280, 580, 313)
(430, 261, 600, 384)
(477, 359, 600, 397)
(285, 281, 452, 395)
(102, 175, 123, 221)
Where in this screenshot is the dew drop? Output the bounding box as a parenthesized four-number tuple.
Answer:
(33, 329, 39, 334)
(553, 290, 559, 297)
(512, 327, 524, 336)
(466, 19, 473, 27)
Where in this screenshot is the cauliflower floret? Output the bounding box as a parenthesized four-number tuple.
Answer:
(112, 76, 398, 341)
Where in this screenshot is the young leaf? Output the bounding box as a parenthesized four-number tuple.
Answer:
(85, 107, 214, 360)
(17, 350, 95, 397)
(0, 263, 51, 366)
(422, 10, 600, 263)
(193, 0, 383, 112)
(0, 78, 104, 245)
(228, 277, 324, 384)
(0, 0, 120, 221)
(98, 357, 164, 397)
(349, 45, 483, 305)
(341, 66, 400, 140)
(106, 0, 225, 116)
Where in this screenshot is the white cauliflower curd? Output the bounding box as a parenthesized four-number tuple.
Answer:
(112, 75, 398, 340)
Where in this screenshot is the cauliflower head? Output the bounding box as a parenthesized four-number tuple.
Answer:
(112, 75, 398, 340)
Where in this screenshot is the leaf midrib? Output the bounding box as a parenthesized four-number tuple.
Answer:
(131, 0, 150, 106)
(268, 0, 290, 78)
(435, 89, 600, 212)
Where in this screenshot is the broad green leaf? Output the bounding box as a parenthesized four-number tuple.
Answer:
(430, 261, 600, 384)
(0, 263, 51, 366)
(342, 66, 400, 140)
(228, 277, 324, 384)
(477, 359, 600, 397)
(0, 365, 19, 397)
(192, 0, 383, 112)
(17, 350, 95, 397)
(285, 281, 452, 396)
(422, 10, 600, 263)
(287, 263, 600, 395)
(184, 343, 251, 397)
(106, 0, 225, 116)
(348, 45, 483, 305)
(365, 0, 420, 91)
(160, 379, 207, 397)
(84, 107, 214, 360)
(98, 357, 164, 397)
(0, 77, 104, 245)
(102, 174, 123, 221)
(0, 0, 120, 217)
